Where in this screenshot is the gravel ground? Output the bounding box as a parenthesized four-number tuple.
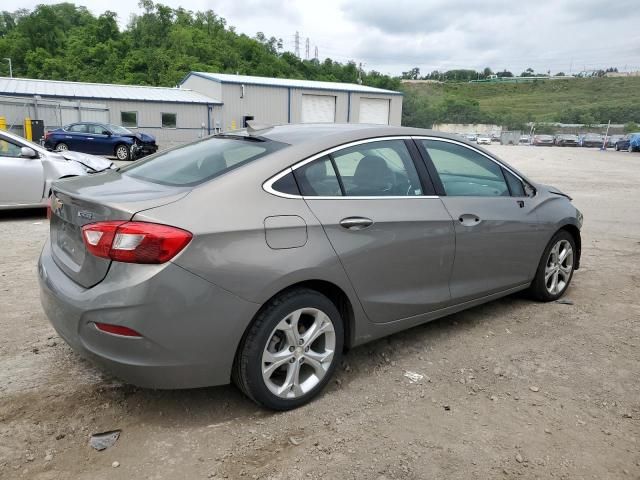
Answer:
(1, 145, 639, 480)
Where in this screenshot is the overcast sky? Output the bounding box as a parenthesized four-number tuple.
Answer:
(11, 0, 640, 76)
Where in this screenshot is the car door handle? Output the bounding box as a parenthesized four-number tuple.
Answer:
(339, 217, 374, 230)
(458, 214, 481, 227)
(517, 200, 525, 208)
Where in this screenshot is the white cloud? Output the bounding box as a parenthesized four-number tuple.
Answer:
(7, 0, 640, 75)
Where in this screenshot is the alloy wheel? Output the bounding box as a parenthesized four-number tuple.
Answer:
(261, 308, 335, 399)
(116, 145, 129, 160)
(545, 239, 574, 295)
(56, 143, 68, 152)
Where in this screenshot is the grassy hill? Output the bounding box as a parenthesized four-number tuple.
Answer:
(401, 77, 640, 129)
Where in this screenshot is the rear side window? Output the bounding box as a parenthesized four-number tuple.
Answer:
(121, 137, 287, 187)
(294, 156, 342, 196)
(271, 172, 300, 196)
(68, 124, 87, 133)
(331, 140, 422, 196)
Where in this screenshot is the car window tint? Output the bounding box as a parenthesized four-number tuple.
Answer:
(271, 172, 300, 196)
(68, 124, 87, 133)
(503, 168, 525, 196)
(0, 138, 22, 157)
(331, 140, 423, 196)
(422, 140, 509, 197)
(121, 137, 287, 187)
(294, 156, 342, 196)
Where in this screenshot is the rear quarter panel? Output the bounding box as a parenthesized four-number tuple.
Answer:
(132, 161, 370, 346)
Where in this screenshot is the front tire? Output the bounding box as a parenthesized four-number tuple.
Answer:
(233, 288, 344, 410)
(115, 144, 131, 161)
(529, 230, 576, 301)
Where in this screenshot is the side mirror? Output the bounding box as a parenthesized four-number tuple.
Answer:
(102, 130, 111, 136)
(21, 146, 38, 159)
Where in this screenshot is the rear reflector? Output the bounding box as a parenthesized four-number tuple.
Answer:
(81, 221, 192, 264)
(95, 322, 142, 337)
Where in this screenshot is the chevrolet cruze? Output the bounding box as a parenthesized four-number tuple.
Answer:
(39, 123, 582, 410)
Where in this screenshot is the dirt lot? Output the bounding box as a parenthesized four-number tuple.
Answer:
(1, 145, 639, 480)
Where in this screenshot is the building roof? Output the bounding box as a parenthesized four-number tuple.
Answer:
(0, 77, 221, 104)
(185, 72, 403, 95)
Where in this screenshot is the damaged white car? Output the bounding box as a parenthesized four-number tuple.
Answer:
(0, 129, 115, 210)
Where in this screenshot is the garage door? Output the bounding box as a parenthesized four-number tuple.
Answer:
(301, 94, 336, 123)
(359, 97, 390, 125)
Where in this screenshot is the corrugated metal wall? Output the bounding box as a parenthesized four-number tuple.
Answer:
(0, 95, 109, 137)
(0, 94, 213, 148)
(104, 99, 211, 147)
(219, 83, 288, 130)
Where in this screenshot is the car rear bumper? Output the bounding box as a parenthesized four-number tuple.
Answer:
(38, 240, 260, 389)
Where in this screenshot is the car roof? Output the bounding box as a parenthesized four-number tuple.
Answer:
(235, 123, 463, 146)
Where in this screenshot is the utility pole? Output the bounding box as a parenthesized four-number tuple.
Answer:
(314, 46, 318, 61)
(294, 31, 300, 58)
(357, 62, 363, 84)
(3, 58, 11, 78)
(305, 37, 310, 60)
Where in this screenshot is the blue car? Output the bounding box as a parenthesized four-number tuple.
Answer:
(614, 133, 640, 152)
(44, 122, 158, 160)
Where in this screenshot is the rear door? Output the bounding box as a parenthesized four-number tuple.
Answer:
(293, 137, 455, 323)
(65, 124, 89, 151)
(86, 124, 111, 155)
(0, 134, 44, 205)
(416, 138, 544, 302)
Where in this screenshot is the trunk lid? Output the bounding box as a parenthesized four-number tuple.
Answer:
(49, 173, 189, 288)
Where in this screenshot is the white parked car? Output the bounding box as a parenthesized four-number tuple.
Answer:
(0, 129, 115, 210)
(477, 135, 491, 145)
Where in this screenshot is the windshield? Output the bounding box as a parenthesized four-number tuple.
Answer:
(121, 135, 288, 187)
(109, 125, 133, 135)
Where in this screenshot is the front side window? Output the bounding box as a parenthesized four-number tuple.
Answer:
(121, 112, 137, 128)
(121, 136, 287, 187)
(0, 138, 22, 158)
(162, 113, 177, 129)
(421, 140, 509, 197)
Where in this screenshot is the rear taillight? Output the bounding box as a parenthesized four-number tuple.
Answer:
(81, 221, 192, 264)
(45, 131, 51, 140)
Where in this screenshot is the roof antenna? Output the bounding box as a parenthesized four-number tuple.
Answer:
(246, 120, 273, 135)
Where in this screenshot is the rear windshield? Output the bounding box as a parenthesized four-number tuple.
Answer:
(121, 135, 287, 187)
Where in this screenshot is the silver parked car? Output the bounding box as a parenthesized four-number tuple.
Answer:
(39, 124, 582, 410)
(0, 129, 115, 209)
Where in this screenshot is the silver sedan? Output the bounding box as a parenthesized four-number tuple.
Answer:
(39, 123, 582, 410)
(0, 129, 114, 209)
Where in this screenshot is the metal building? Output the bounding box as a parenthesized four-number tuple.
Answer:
(0, 77, 221, 147)
(180, 72, 403, 131)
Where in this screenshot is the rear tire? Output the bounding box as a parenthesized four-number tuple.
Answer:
(529, 230, 576, 302)
(233, 288, 344, 410)
(115, 144, 131, 161)
(55, 142, 69, 152)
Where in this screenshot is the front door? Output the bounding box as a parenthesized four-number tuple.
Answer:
(294, 138, 455, 323)
(0, 135, 44, 205)
(416, 138, 544, 302)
